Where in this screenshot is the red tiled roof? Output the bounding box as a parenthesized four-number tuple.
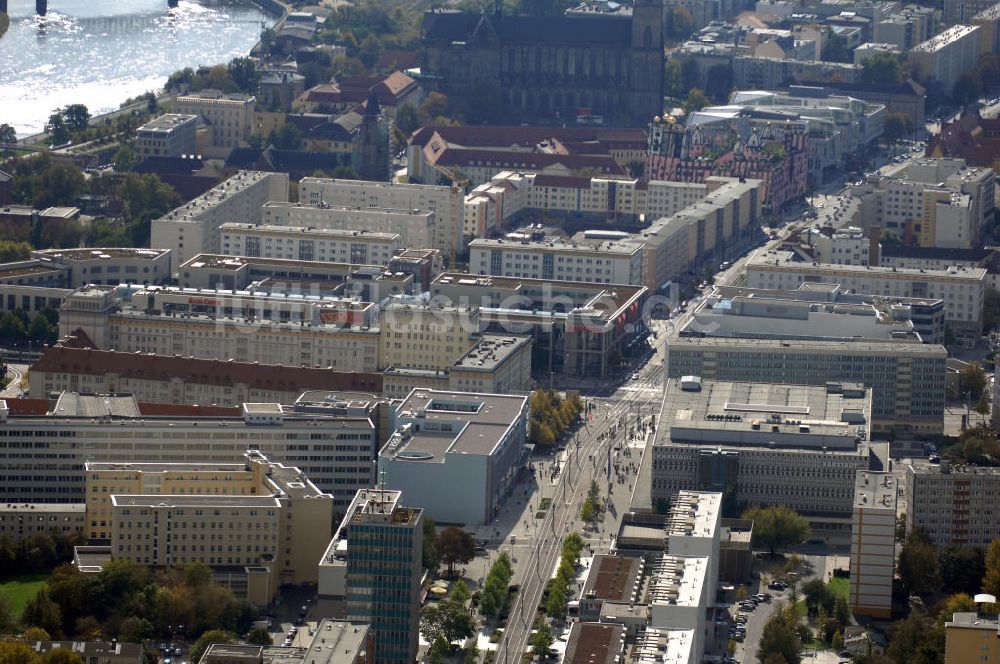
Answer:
(4, 398, 49, 416)
(34, 345, 383, 393)
(378, 50, 419, 71)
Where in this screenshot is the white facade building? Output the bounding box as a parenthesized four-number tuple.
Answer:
(151, 171, 289, 272)
(908, 24, 982, 90)
(298, 177, 464, 262)
(468, 237, 645, 285)
(220, 223, 401, 266)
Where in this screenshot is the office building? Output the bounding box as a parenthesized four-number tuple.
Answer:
(709, 282, 947, 345)
(31, 342, 382, 407)
(851, 158, 996, 249)
(905, 462, 1000, 550)
(0, 503, 85, 541)
(648, 555, 710, 656)
(666, 491, 722, 603)
(849, 471, 897, 619)
(220, 223, 401, 266)
(672, 287, 948, 431)
(172, 90, 255, 155)
(746, 248, 986, 343)
(579, 555, 644, 622)
(151, 171, 289, 271)
(31, 248, 172, 287)
(448, 335, 532, 394)
(632, 628, 696, 664)
(469, 236, 645, 285)
(259, 202, 435, 258)
(298, 177, 464, 262)
(945, 612, 1000, 664)
(377, 299, 478, 371)
(908, 25, 981, 91)
(317, 489, 422, 664)
(379, 389, 528, 525)
(430, 272, 649, 378)
(562, 623, 625, 664)
(87, 450, 333, 602)
(135, 114, 198, 158)
(650, 379, 877, 537)
(0, 393, 376, 511)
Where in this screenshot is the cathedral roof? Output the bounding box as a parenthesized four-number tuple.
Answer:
(422, 10, 632, 45)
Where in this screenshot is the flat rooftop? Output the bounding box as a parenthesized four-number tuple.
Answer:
(35, 247, 169, 261)
(667, 491, 721, 540)
(452, 335, 530, 371)
(748, 248, 987, 280)
(138, 113, 197, 132)
(111, 494, 282, 508)
(668, 334, 943, 354)
(180, 253, 382, 274)
(221, 222, 401, 242)
(659, 378, 870, 450)
(263, 201, 435, 218)
(946, 612, 1000, 631)
(49, 392, 141, 419)
(470, 236, 643, 256)
(855, 471, 896, 510)
(86, 462, 245, 473)
(582, 555, 643, 603)
(303, 620, 370, 664)
(647, 555, 708, 609)
(632, 628, 695, 664)
(157, 171, 278, 224)
(563, 623, 623, 664)
(0, 263, 64, 278)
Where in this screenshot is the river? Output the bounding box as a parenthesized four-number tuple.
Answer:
(0, 0, 275, 137)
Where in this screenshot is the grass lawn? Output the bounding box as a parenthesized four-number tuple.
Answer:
(827, 576, 849, 601)
(0, 573, 48, 619)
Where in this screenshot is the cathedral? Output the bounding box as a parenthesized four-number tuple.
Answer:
(419, 0, 664, 127)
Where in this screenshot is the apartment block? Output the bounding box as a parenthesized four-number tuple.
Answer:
(851, 158, 996, 249)
(135, 114, 197, 158)
(317, 489, 422, 664)
(945, 0, 1000, 25)
(172, 90, 255, 154)
(260, 202, 435, 258)
(31, 342, 382, 407)
(632, 628, 696, 664)
(220, 223, 401, 266)
(469, 236, 645, 285)
(908, 25, 981, 91)
(562, 623, 625, 664)
(578, 555, 644, 621)
(0, 394, 377, 510)
(666, 491, 722, 604)
(650, 378, 877, 537)
(378, 299, 478, 371)
(905, 461, 1000, 550)
(746, 248, 986, 343)
(0, 503, 85, 541)
(298, 177, 463, 262)
(379, 389, 528, 525)
(59, 286, 381, 372)
(89, 450, 333, 601)
(849, 470, 897, 619)
(151, 171, 289, 271)
(32, 248, 171, 287)
(945, 612, 1000, 664)
(973, 3, 1000, 54)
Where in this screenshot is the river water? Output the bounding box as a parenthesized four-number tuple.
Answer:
(0, 0, 274, 137)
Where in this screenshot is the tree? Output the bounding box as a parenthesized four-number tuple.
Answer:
(758, 605, 802, 664)
(427, 635, 449, 664)
(41, 651, 84, 664)
(422, 598, 475, 645)
(0, 642, 42, 664)
(822, 30, 851, 63)
(683, 88, 710, 113)
(422, 516, 440, 571)
(531, 622, 554, 656)
(0, 124, 15, 145)
(22, 588, 63, 637)
(886, 610, 944, 664)
(977, 392, 990, 421)
(953, 70, 984, 107)
(62, 105, 90, 133)
(883, 112, 914, 145)
(143, 92, 158, 114)
(395, 103, 420, 136)
(985, 287, 1000, 331)
(546, 576, 567, 620)
(742, 505, 811, 555)
(898, 530, 940, 595)
(680, 57, 700, 93)
(960, 362, 988, 399)
(664, 6, 695, 42)
(118, 616, 153, 643)
(437, 527, 475, 576)
(270, 123, 302, 150)
(451, 579, 471, 605)
(801, 578, 834, 617)
(46, 112, 69, 145)
(117, 173, 180, 246)
(113, 145, 140, 173)
(704, 64, 733, 104)
(190, 630, 237, 664)
(227, 57, 259, 94)
(0, 596, 13, 635)
(861, 52, 902, 85)
(983, 538, 1000, 597)
(419, 92, 451, 125)
(939, 545, 984, 595)
(664, 59, 683, 98)
(937, 593, 976, 624)
(331, 165, 360, 179)
(246, 626, 272, 645)
(32, 163, 85, 208)
(0, 241, 32, 263)
(832, 630, 844, 652)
